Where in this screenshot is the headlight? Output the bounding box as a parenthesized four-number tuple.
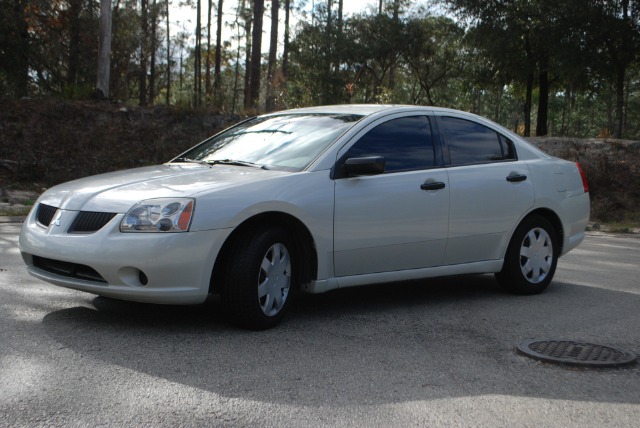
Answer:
(120, 198, 194, 232)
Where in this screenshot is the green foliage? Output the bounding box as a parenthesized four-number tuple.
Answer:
(62, 83, 96, 100)
(0, 0, 638, 139)
(403, 15, 464, 106)
(442, 0, 640, 138)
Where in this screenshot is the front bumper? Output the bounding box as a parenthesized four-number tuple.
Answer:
(19, 207, 230, 304)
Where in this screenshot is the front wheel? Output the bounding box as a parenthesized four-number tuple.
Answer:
(496, 215, 559, 295)
(222, 226, 295, 330)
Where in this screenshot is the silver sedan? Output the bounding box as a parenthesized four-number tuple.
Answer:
(19, 105, 590, 329)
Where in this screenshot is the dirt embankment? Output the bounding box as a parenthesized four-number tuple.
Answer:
(529, 137, 640, 224)
(1, 98, 638, 224)
(0, 98, 243, 186)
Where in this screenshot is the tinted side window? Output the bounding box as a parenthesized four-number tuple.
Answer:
(440, 116, 515, 165)
(346, 116, 435, 173)
(499, 134, 516, 160)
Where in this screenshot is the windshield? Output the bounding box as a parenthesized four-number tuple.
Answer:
(175, 113, 362, 171)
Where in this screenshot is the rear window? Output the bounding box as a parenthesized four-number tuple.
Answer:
(440, 116, 515, 165)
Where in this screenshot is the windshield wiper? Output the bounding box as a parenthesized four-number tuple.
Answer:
(208, 159, 268, 169)
(172, 157, 212, 167)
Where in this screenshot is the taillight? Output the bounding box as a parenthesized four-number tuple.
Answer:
(576, 162, 589, 193)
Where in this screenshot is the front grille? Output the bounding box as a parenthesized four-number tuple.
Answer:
(69, 211, 117, 233)
(36, 203, 58, 227)
(32, 256, 107, 283)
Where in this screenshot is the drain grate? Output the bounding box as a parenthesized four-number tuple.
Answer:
(517, 339, 637, 368)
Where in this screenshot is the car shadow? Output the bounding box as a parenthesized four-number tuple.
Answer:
(41, 274, 640, 407)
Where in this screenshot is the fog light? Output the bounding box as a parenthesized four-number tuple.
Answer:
(138, 271, 149, 286)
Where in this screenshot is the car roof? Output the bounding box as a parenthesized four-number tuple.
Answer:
(266, 104, 416, 117)
(263, 104, 492, 119)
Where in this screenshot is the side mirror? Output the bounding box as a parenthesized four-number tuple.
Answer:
(344, 156, 385, 176)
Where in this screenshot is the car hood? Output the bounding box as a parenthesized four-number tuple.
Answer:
(38, 164, 288, 213)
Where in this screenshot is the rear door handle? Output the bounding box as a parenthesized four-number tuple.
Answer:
(420, 182, 446, 191)
(506, 174, 527, 183)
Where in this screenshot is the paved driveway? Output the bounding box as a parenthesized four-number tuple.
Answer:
(1, 223, 639, 427)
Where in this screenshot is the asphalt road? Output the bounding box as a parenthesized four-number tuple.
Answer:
(1, 223, 639, 427)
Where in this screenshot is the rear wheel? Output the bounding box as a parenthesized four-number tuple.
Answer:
(496, 215, 558, 295)
(222, 226, 295, 330)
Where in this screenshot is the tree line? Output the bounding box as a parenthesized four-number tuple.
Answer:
(0, 0, 638, 139)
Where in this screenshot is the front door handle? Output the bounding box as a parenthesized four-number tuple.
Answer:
(506, 174, 527, 183)
(421, 182, 446, 191)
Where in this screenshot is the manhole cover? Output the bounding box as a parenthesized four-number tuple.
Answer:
(517, 339, 637, 368)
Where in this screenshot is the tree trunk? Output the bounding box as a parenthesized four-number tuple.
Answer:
(194, 0, 202, 107)
(67, 0, 82, 86)
(623, 71, 630, 136)
(523, 71, 533, 137)
(265, 0, 279, 112)
(96, 0, 112, 99)
(560, 85, 569, 135)
(282, 0, 290, 81)
(206, 0, 212, 99)
(13, 0, 30, 97)
(522, 35, 534, 137)
(323, 0, 332, 104)
(242, 2, 252, 110)
(494, 84, 502, 122)
(389, 0, 399, 90)
(165, 0, 171, 104)
(139, 0, 148, 106)
(179, 30, 185, 91)
(214, 0, 224, 104)
(149, 0, 157, 105)
(232, 0, 243, 113)
(337, 0, 343, 34)
(110, 0, 121, 97)
(614, 65, 625, 139)
(248, 0, 264, 111)
(536, 56, 549, 136)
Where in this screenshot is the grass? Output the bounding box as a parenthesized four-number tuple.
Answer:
(604, 222, 640, 234)
(0, 197, 36, 217)
(0, 203, 34, 217)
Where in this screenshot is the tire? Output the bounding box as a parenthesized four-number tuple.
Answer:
(495, 215, 559, 295)
(222, 226, 295, 330)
